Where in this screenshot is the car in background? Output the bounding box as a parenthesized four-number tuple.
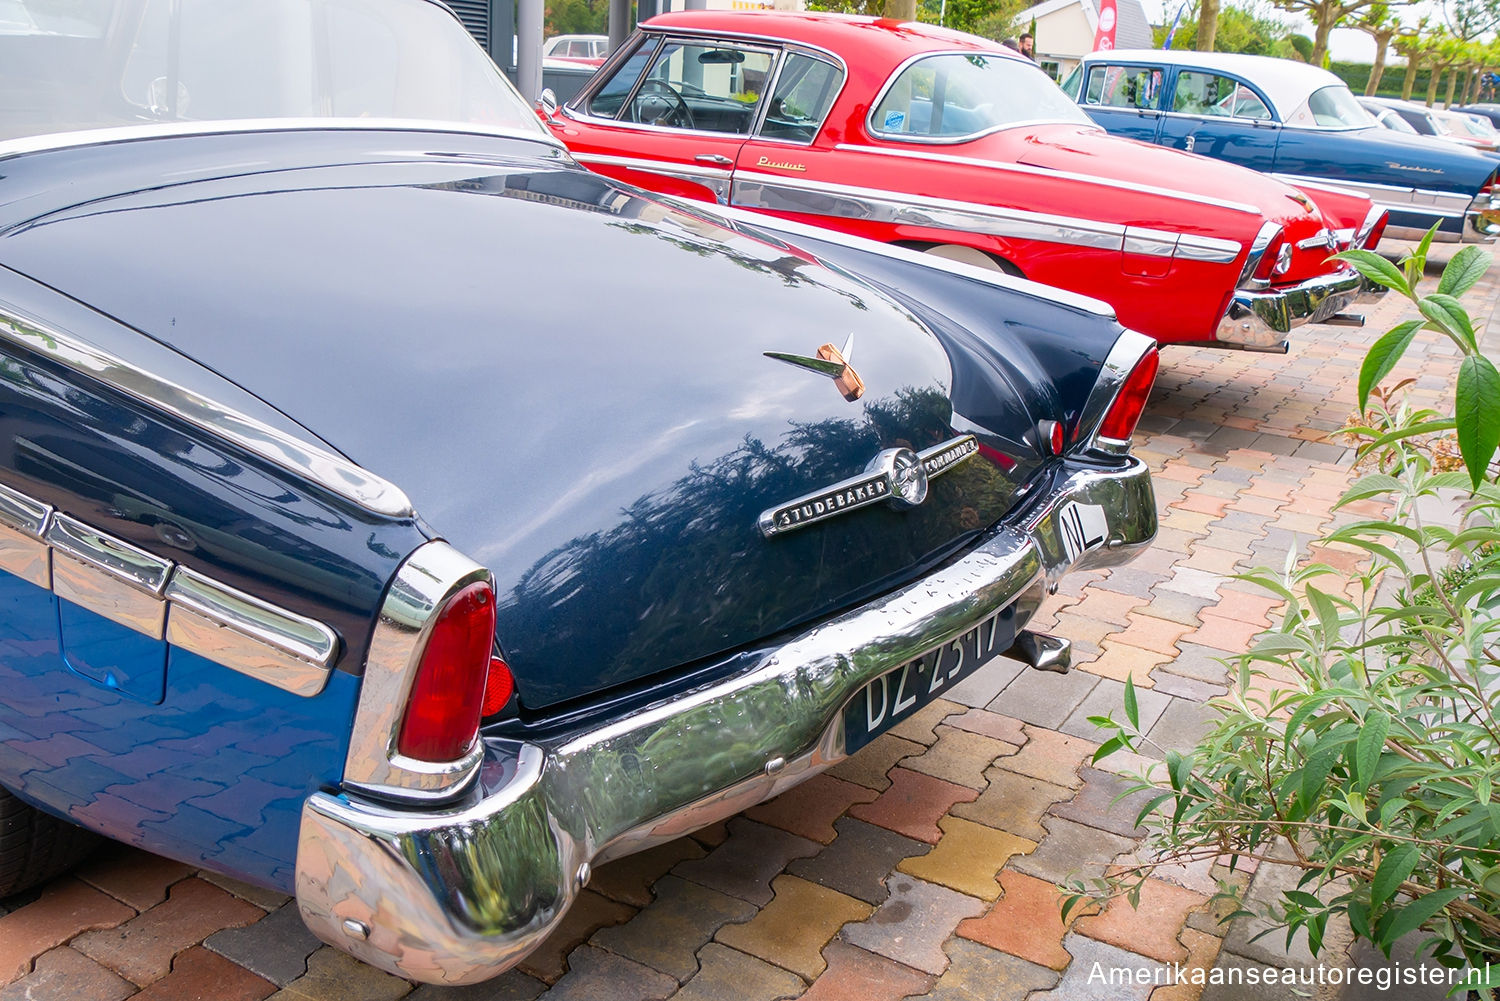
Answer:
(1067, 50, 1500, 244)
(1360, 97, 1425, 136)
(546, 11, 1385, 352)
(1363, 96, 1500, 152)
(1439, 107, 1500, 150)
(1453, 102, 1500, 127)
(0, 0, 1159, 985)
(543, 32, 608, 66)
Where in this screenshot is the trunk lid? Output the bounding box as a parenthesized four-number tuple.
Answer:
(0, 132, 1041, 707)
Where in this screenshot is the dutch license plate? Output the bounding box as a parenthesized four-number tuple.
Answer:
(843, 605, 1016, 755)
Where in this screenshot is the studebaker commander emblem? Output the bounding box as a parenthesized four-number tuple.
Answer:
(758, 435, 978, 537)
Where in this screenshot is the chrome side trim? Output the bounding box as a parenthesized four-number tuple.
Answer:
(0, 306, 413, 518)
(0, 479, 341, 691)
(0, 482, 51, 588)
(1237, 221, 1282, 289)
(342, 541, 491, 803)
(731, 170, 1129, 252)
(1176, 233, 1242, 263)
(1073, 330, 1158, 455)
(1122, 226, 1177, 257)
(295, 457, 1157, 985)
(166, 569, 339, 697)
(0, 119, 566, 162)
(693, 198, 1117, 317)
(1271, 172, 1473, 215)
(1384, 223, 1465, 244)
(831, 143, 1262, 215)
(47, 514, 170, 638)
(573, 153, 732, 202)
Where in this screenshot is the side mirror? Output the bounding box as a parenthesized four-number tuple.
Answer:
(538, 88, 559, 122)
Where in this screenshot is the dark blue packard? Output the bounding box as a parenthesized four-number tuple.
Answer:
(0, 0, 1157, 984)
(1065, 50, 1500, 245)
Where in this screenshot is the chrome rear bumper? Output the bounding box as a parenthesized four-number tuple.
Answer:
(1216, 269, 1383, 349)
(293, 457, 1156, 985)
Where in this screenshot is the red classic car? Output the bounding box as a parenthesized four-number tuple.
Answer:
(543, 12, 1386, 350)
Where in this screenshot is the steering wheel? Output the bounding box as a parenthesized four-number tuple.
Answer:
(631, 79, 696, 129)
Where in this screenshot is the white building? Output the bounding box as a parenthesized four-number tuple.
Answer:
(1021, 0, 1154, 80)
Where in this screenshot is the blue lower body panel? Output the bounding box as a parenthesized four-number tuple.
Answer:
(0, 568, 357, 892)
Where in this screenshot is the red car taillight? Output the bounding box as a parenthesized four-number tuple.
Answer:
(1362, 213, 1388, 249)
(397, 581, 498, 762)
(1098, 347, 1160, 444)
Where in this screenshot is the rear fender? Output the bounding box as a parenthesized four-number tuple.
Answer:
(701, 204, 1131, 448)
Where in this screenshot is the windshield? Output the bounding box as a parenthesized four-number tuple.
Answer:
(0, 0, 545, 143)
(870, 52, 1092, 141)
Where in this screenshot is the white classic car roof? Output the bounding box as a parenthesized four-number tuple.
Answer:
(1081, 49, 1346, 123)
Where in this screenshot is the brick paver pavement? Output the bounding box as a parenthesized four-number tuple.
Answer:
(0, 240, 1484, 1001)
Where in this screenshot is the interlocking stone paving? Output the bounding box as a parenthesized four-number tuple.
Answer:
(1, 240, 1486, 1001)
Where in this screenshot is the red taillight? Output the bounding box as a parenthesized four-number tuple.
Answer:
(397, 581, 497, 762)
(1099, 348, 1160, 443)
(481, 657, 515, 717)
(1364, 213, 1388, 249)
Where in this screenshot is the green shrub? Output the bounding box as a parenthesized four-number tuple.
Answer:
(1081, 230, 1500, 992)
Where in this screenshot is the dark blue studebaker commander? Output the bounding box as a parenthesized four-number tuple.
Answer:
(1063, 50, 1500, 244)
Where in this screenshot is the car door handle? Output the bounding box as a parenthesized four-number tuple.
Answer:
(694, 154, 734, 166)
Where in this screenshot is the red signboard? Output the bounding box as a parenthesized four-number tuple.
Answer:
(1093, 0, 1117, 50)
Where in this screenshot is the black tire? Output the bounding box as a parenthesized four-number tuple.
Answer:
(0, 785, 99, 897)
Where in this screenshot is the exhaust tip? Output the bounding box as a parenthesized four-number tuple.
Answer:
(1007, 630, 1072, 674)
(1325, 312, 1365, 327)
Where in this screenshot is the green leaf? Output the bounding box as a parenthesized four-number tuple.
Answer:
(1302, 746, 1340, 809)
(1356, 321, 1421, 412)
(1413, 223, 1438, 281)
(1457, 354, 1500, 490)
(1438, 243, 1490, 297)
(1133, 791, 1174, 829)
(1383, 889, 1464, 946)
(1336, 249, 1411, 297)
(1418, 294, 1477, 350)
(1355, 709, 1389, 792)
(1123, 675, 1139, 731)
(1091, 735, 1125, 764)
(1370, 843, 1418, 908)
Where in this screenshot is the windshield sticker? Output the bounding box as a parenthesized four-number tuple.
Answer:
(884, 110, 906, 130)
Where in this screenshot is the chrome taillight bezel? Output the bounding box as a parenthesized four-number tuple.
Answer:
(343, 540, 494, 804)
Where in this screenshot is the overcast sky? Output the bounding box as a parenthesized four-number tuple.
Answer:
(1140, 0, 1450, 62)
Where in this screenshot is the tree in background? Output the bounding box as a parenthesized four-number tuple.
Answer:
(1349, 2, 1403, 92)
(917, 0, 1031, 33)
(545, 0, 609, 36)
(1420, 28, 1459, 103)
(1394, 23, 1435, 98)
(1270, 0, 1408, 65)
(1156, 2, 1298, 57)
(1445, 0, 1500, 42)
(1198, 0, 1221, 50)
(812, 0, 1028, 35)
(1289, 31, 1314, 58)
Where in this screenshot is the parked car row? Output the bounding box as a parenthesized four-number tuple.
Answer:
(2, 0, 1162, 987)
(544, 13, 1386, 353)
(1064, 49, 1500, 246)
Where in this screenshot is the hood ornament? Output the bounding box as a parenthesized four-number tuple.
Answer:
(758, 435, 978, 538)
(765, 333, 865, 401)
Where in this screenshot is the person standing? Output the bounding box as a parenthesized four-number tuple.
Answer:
(1018, 32, 1036, 61)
